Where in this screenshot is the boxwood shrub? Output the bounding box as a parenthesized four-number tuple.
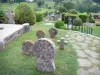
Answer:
(79, 14, 88, 23)
(36, 13, 43, 22)
(54, 20, 64, 28)
(64, 13, 77, 24)
(73, 17, 83, 26)
(15, 3, 36, 25)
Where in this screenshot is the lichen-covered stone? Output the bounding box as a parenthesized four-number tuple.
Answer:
(36, 30, 45, 39)
(22, 40, 33, 55)
(49, 28, 58, 38)
(32, 38, 56, 72)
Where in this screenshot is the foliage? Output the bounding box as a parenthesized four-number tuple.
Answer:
(88, 14, 95, 23)
(58, 6, 67, 13)
(0, 10, 5, 17)
(37, 0, 45, 7)
(64, 13, 77, 24)
(59, 26, 67, 30)
(63, 2, 75, 10)
(54, 20, 64, 28)
(92, 0, 100, 4)
(0, 10, 8, 23)
(95, 22, 100, 26)
(36, 13, 43, 22)
(73, 17, 83, 26)
(79, 14, 88, 23)
(89, 5, 100, 13)
(68, 9, 78, 14)
(15, 3, 36, 25)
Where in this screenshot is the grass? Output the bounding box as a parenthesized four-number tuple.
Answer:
(0, 2, 55, 13)
(92, 26, 100, 37)
(0, 22, 78, 75)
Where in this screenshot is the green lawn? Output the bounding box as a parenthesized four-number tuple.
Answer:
(0, 2, 54, 13)
(93, 26, 100, 37)
(0, 22, 78, 75)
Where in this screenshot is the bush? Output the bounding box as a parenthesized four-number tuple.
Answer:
(73, 17, 83, 26)
(54, 20, 64, 28)
(88, 14, 95, 23)
(0, 10, 8, 23)
(64, 13, 77, 24)
(95, 22, 100, 26)
(59, 26, 67, 30)
(79, 14, 88, 23)
(15, 3, 36, 25)
(36, 13, 43, 22)
(61, 13, 66, 21)
(68, 9, 78, 14)
(58, 6, 67, 13)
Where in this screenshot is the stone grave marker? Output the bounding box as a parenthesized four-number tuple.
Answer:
(22, 40, 34, 55)
(32, 38, 56, 72)
(57, 37, 68, 50)
(49, 28, 58, 39)
(36, 30, 45, 39)
(6, 8, 15, 24)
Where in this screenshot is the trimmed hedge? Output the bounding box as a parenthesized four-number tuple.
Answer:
(73, 17, 83, 26)
(68, 9, 78, 14)
(95, 22, 100, 26)
(64, 13, 77, 24)
(15, 3, 36, 25)
(36, 13, 43, 22)
(54, 20, 64, 28)
(79, 14, 88, 23)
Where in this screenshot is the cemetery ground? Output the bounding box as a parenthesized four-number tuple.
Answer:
(0, 22, 78, 75)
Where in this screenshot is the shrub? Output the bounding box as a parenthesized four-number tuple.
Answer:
(36, 13, 43, 22)
(79, 14, 88, 23)
(58, 6, 67, 13)
(61, 13, 66, 21)
(95, 22, 100, 26)
(59, 26, 67, 30)
(73, 17, 83, 26)
(64, 13, 77, 24)
(68, 9, 78, 14)
(54, 20, 64, 28)
(0, 10, 8, 23)
(15, 3, 36, 25)
(88, 14, 95, 23)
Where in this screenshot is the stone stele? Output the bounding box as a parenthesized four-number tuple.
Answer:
(32, 38, 56, 72)
(6, 8, 15, 24)
(22, 40, 34, 55)
(36, 30, 45, 39)
(49, 28, 58, 38)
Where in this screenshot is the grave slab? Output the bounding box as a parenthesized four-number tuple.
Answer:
(0, 24, 24, 50)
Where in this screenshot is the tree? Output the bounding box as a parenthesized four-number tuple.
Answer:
(37, 0, 45, 7)
(63, 2, 75, 10)
(58, 6, 67, 13)
(92, 0, 100, 4)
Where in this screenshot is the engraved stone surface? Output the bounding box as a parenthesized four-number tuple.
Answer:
(77, 68, 89, 75)
(36, 30, 45, 39)
(22, 40, 34, 55)
(6, 8, 15, 24)
(49, 28, 58, 38)
(32, 38, 56, 72)
(77, 59, 92, 67)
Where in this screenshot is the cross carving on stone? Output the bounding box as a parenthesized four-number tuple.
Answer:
(57, 37, 68, 50)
